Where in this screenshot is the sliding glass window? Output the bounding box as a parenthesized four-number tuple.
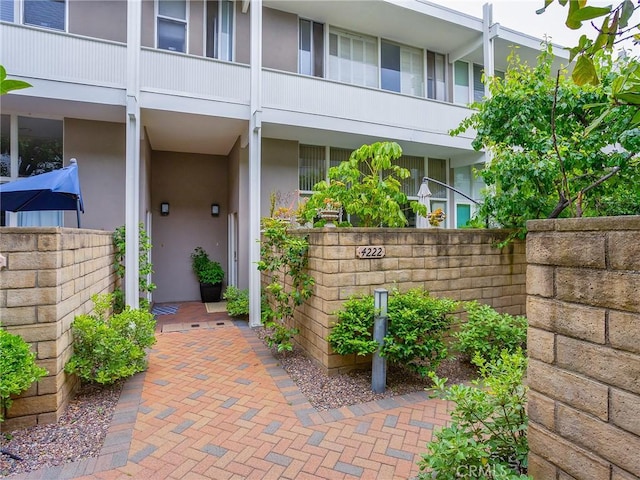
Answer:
(381, 40, 424, 97)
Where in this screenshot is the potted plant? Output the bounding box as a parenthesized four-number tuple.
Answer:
(191, 247, 225, 302)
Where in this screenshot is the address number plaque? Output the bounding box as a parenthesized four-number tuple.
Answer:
(356, 246, 386, 259)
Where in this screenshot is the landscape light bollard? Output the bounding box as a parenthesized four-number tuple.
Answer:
(372, 288, 389, 394)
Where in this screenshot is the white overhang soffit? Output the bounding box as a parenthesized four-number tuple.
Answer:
(449, 36, 483, 64)
(242, 0, 249, 14)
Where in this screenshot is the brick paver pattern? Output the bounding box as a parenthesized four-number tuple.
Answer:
(16, 303, 451, 480)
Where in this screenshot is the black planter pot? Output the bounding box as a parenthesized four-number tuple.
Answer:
(199, 282, 223, 303)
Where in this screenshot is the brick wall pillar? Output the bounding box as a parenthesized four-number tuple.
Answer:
(526, 217, 640, 479)
(0, 227, 117, 431)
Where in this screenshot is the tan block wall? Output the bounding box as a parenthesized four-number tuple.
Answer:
(0, 228, 117, 431)
(270, 228, 526, 375)
(526, 216, 640, 479)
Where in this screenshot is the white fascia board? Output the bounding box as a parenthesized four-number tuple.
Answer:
(387, 0, 483, 31)
(262, 108, 476, 151)
(139, 90, 251, 120)
(498, 26, 569, 59)
(8, 77, 126, 106)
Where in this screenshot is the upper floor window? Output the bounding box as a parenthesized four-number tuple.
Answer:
(454, 61, 470, 105)
(381, 40, 424, 97)
(157, 0, 187, 53)
(206, 0, 234, 61)
(23, 0, 65, 31)
(328, 28, 378, 88)
(426, 51, 446, 101)
(1, 0, 14, 22)
(299, 19, 323, 77)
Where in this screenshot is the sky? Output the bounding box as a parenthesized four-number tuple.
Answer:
(431, 0, 635, 52)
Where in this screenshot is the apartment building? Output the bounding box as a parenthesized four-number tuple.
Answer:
(0, 0, 566, 324)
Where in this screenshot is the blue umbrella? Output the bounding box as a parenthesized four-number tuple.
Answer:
(0, 158, 84, 227)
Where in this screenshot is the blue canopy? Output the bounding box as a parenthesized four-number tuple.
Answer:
(0, 159, 84, 226)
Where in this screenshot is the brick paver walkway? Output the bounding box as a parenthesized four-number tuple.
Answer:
(14, 303, 450, 480)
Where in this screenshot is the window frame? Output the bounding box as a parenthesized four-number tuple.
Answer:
(156, 0, 189, 54)
(298, 17, 324, 77)
(327, 26, 379, 89)
(380, 38, 424, 97)
(20, 0, 68, 32)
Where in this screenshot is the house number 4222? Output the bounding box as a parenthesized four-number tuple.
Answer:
(356, 246, 385, 259)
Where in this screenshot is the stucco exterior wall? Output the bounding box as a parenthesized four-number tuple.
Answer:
(150, 150, 229, 303)
(63, 118, 126, 232)
(0, 228, 117, 431)
(526, 217, 640, 479)
(261, 138, 299, 217)
(68, 0, 127, 43)
(262, 7, 298, 72)
(278, 228, 526, 375)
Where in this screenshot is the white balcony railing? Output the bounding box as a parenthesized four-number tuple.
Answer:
(140, 48, 250, 104)
(1, 22, 126, 88)
(263, 69, 474, 140)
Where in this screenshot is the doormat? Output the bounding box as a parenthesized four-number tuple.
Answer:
(152, 304, 179, 316)
(161, 319, 233, 333)
(205, 302, 227, 314)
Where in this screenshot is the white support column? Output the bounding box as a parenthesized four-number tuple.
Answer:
(125, 0, 142, 309)
(248, 0, 263, 327)
(482, 3, 495, 98)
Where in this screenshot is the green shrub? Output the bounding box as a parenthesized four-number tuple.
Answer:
(65, 294, 156, 384)
(0, 330, 48, 421)
(223, 286, 249, 317)
(418, 350, 530, 480)
(454, 301, 528, 363)
(328, 289, 458, 376)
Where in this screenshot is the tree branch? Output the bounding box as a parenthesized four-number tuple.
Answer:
(551, 70, 573, 215)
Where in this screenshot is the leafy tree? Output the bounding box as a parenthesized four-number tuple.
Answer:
(452, 45, 639, 240)
(300, 142, 427, 227)
(537, 1, 640, 128)
(0, 65, 31, 96)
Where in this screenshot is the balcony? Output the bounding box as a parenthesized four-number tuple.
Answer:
(1, 22, 126, 89)
(262, 69, 475, 149)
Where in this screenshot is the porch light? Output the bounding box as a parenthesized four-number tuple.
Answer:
(160, 202, 170, 216)
(211, 204, 220, 217)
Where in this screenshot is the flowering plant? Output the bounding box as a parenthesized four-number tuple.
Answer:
(321, 198, 342, 211)
(428, 208, 446, 227)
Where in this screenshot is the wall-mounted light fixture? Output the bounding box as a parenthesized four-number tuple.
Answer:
(211, 203, 220, 217)
(160, 202, 170, 216)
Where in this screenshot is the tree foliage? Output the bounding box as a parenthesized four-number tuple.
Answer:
(300, 142, 427, 227)
(453, 45, 640, 240)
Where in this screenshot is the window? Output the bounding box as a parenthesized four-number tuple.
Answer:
(453, 164, 485, 227)
(473, 64, 484, 102)
(299, 19, 324, 77)
(1, 0, 14, 22)
(394, 155, 424, 197)
(454, 61, 470, 105)
(24, 0, 65, 30)
(1, 115, 63, 227)
(299, 145, 325, 192)
(328, 28, 378, 88)
(426, 51, 446, 101)
(206, 0, 234, 60)
(0, 114, 10, 178)
(381, 40, 424, 97)
(157, 0, 186, 53)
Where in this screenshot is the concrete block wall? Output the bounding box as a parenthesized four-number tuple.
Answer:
(281, 228, 526, 375)
(526, 216, 640, 479)
(0, 227, 117, 431)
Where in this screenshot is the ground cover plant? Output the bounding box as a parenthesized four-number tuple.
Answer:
(0, 330, 47, 422)
(455, 301, 528, 363)
(328, 288, 458, 376)
(418, 350, 530, 480)
(65, 293, 156, 384)
(223, 286, 249, 317)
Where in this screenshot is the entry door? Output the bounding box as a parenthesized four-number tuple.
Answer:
(227, 212, 238, 286)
